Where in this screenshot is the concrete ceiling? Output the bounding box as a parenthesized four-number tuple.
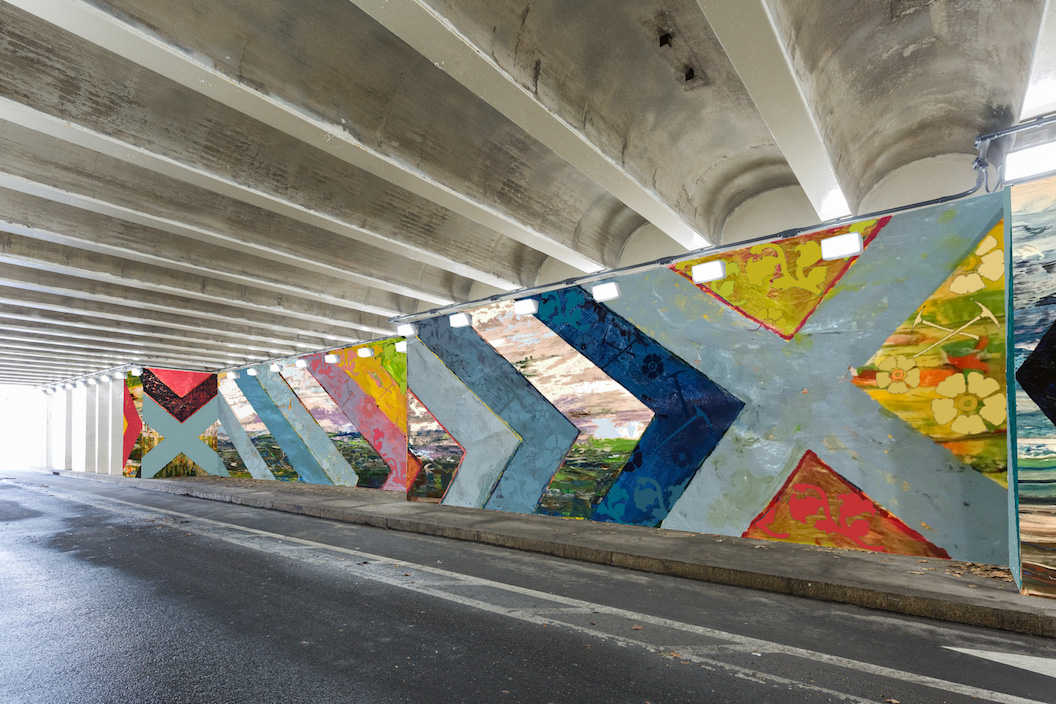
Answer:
(0, 0, 1046, 385)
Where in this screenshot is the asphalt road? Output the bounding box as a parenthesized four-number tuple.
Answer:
(2, 471, 1055, 704)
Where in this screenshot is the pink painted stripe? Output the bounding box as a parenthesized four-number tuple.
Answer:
(306, 353, 409, 492)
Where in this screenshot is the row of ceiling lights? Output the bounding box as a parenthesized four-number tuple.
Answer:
(39, 365, 143, 394)
(30, 229, 872, 391)
(394, 230, 866, 334)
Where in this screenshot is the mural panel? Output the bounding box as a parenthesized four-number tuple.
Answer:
(305, 340, 411, 491)
(135, 368, 222, 478)
(407, 391, 463, 501)
(469, 300, 653, 518)
(218, 373, 298, 481)
(283, 363, 391, 488)
(1011, 176, 1056, 598)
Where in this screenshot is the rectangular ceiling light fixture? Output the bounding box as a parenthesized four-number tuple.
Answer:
(357, 347, 375, 358)
(820, 232, 863, 260)
(129, 366, 142, 376)
(1005, 141, 1056, 181)
(269, 363, 281, 372)
(86, 378, 97, 386)
(228, 371, 239, 379)
(591, 282, 621, 302)
(513, 298, 539, 315)
(295, 359, 308, 369)
(395, 340, 408, 353)
(246, 368, 258, 376)
(449, 312, 472, 328)
(397, 323, 417, 337)
(691, 260, 726, 284)
(324, 353, 339, 364)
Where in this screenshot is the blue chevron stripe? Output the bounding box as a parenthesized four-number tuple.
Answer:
(416, 319, 579, 514)
(532, 286, 745, 526)
(234, 374, 332, 485)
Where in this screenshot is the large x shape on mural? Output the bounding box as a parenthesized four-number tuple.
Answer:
(141, 395, 224, 478)
(610, 194, 1009, 564)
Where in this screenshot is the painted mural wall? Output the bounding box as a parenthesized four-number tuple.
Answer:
(122, 368, 222, 478)
(1010, 175, 1056, 598)
(409, 193, 1010, 565)
(110, 193, 1017, 572)
(214, 339, 412, 490)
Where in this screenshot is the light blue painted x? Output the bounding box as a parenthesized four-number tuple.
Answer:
(141, 395, 225, 478)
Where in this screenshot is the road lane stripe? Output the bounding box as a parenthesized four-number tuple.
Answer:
(11, 479, 1049, 704)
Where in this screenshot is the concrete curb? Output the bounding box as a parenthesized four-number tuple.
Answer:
(54, 471, 1056, 638)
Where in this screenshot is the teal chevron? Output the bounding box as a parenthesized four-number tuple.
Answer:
(234, 374, 332, 485)
(407, 339, 522, 508)
(416, 319, 579, 513)
(256, 369, 359, 486)
(141, 395, 225, 478)
(217, 393, 274, 481)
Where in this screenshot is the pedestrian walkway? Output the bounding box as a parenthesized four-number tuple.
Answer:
(57, 470, 1056, 638)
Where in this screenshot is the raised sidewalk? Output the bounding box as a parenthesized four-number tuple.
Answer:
(57, 470, 1056, 638)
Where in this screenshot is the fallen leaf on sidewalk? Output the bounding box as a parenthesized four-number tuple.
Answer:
(907, 571, 925, 575)
(885, 699, 901, 703)
(632, 625, 643, 630)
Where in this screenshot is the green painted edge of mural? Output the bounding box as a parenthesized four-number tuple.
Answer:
(1005, 186, 1022, 588)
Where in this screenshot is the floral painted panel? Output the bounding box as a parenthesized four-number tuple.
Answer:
(852, 220, 1007, 482)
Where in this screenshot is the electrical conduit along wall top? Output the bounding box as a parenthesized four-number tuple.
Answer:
(412, 192, 1010, 565)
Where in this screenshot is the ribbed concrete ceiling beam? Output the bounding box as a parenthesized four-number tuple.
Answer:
(0, 288, 333, 353)
(4, 0, 604, 275)
(0, 349, 216, 373)
(341, 0, 706, 252)
(0, 362, 99, 375)
(0, 351, 224, 376)
(0, 318, 296, 360)
(0, 338, 233, 369)
(0, 172, 458, 308)
(0, 187, 413, 319)
(0, 3, 531, 291)
(694, 0, 850, 221)
(0, 268, 369, 347)
(0, 234, 395, 337)
(0, 330, 248, 367)
(1, 375, 89, 385)
(0, 94, 517, 292)
(0, 120, 472, 307)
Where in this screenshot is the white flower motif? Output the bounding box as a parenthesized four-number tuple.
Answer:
(949, 235, 1004, 294)
(876, 355, 920, 394)
(931, 371, 1006, 435)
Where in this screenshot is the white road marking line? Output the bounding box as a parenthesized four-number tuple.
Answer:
(945, 647, 1056, 679)
(13, 479, 1051, 704)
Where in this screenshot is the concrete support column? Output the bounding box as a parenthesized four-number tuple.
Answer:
(84, 383, 97, 474)
(94, 381, 109, 473)
(70, 385, 87, 472)
(44, 392, 56, 469)
(62, 388, 73, 470)
(108, 378, 123, 474)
